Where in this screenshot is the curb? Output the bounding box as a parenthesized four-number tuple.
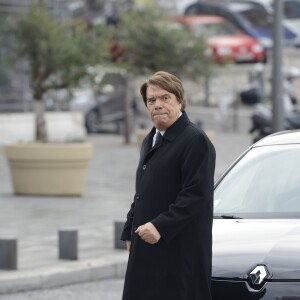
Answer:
(0, 252, 128, 295)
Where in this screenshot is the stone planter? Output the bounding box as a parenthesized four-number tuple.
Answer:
(4, 143, 93, 196)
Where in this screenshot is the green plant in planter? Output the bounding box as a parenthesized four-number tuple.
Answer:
(118, 7, 214, 82)
(7, 5, 110, 142)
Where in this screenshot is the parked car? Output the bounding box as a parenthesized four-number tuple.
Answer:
(212, 130, 300, 299)
(174, 15, 266, 63)
(69, 68, 128, 134)
(184, 1, 273, 49)
(230, 0, 300, 48)
(184, 1, 300, 48)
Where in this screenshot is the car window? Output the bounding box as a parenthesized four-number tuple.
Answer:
(216, 6, 238, 24)
(101, 73, 125, 86)
(185, 4, 216, 15)
(184, 3, 245, 32)
(193, 21, 239, 37)
(214, 145, 300, 218)
(97, 72, 126, 92)
(237, 6, 272, 28)
(284, 0, 300, 19)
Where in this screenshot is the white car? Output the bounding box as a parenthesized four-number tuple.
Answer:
(212, 130, 300, 299)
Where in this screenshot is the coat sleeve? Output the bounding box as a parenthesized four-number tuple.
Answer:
(121, 133, 152, 241)
(151, 132, 216, 243)
(121, 202, 135, 241)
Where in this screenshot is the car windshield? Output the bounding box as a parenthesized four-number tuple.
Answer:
(284, 0, 300, 19)
(235, 5, 272, 28)
(270, 0, 300, 19)
(193, 21, 239, 37)
(214, 145, 300, 218)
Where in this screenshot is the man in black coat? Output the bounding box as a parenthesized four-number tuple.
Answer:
(121, 71, 216, 300)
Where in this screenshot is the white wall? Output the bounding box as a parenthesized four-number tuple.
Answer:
(0, 112, 87, 145)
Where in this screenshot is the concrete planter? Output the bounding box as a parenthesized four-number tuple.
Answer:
(4, 143, 93, 196)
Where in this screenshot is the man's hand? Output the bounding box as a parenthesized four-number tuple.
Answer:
(125, 240, 131, 252)
(135, 222, 161, 244)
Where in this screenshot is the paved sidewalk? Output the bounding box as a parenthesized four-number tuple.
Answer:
(0, 111, 253, 295)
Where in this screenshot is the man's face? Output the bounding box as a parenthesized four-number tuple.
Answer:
(146, 84, 182, 131)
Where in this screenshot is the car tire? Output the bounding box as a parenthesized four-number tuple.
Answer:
(85, 109, 101, 133)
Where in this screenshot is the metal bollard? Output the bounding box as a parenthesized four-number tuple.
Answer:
(114, 221, 126, 250)
(0, 238, 17, 270)
(58, 229, 78, 260)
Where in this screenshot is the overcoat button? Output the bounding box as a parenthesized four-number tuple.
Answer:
(142, 165, 147, 170)
(136, 194, 140, 200)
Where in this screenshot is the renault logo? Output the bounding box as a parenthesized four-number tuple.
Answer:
(248, 265, 270, 285)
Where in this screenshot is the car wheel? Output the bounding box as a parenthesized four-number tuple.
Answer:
(85, 109, 101, 133)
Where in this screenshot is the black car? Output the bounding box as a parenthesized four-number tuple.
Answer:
(69, 68, 131, 134)
(212, 130, 300, 299)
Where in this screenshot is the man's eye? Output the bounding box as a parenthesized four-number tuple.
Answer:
(147, 99, 155, 104)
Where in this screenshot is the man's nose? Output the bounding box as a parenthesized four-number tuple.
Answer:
(153, 98, 163, 108)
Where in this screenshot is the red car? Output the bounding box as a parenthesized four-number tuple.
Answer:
(174, 15, 266, 64)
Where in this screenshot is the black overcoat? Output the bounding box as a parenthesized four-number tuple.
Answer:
(121, 112, 216, 300)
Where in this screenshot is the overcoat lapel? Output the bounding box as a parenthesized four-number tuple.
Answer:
(141, 112, 190, 164)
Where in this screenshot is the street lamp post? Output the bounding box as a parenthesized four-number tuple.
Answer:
(272, 0, 284, 132)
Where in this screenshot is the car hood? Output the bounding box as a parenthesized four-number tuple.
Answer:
(212, 219, 300, 280)
(208, 34, 257, 48)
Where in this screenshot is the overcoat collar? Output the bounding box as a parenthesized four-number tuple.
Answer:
(145, 111, 190, 152)
(163, 111, 190, 142)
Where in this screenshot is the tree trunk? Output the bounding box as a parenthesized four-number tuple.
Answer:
(203, 75, 210, 107)
(123, 74, 133, 145)
(33, 99, 48, 142)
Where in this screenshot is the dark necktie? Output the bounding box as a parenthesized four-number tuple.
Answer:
(153, 132, 163, 147)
